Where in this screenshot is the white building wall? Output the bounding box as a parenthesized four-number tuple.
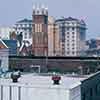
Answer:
(15, 22, 32, 45)
(0, 75, 84, 100)
(69, 85, 81, 100)
(17, 29, 32, 44)
(65, 22, 78, 56)
(64, 21, 86, 56)
(0, 84, 72, 100)
(56, 18, 86, 56)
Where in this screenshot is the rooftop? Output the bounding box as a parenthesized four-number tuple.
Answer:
(17, 18, 32, 23)
(0, 73, 86, 90)
(55, 17, 86, 25)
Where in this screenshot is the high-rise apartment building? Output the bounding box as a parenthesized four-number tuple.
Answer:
(56, 17, 86, 56)
(32, 5, 48, 56)
(48, 16, 60, 56)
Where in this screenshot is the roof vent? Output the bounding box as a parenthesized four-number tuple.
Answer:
(11, 71, 21, 83)
(52, 75, 61, 85)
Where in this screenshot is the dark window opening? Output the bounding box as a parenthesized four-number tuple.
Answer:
(90, 88, 93, 96)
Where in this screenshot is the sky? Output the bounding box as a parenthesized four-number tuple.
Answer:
(0, 0, 100, 39)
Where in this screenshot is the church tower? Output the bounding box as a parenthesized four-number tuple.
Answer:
(32, 5, 48, 56)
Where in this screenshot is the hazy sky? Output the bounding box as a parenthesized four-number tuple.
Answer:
(0, 0, 100, 39)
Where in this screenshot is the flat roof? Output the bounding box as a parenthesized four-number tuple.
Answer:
(0, 74, 86, 90)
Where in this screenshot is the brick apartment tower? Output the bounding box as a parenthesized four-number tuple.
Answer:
(32, 5, 48, 56)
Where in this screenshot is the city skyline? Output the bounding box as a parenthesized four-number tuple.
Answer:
(0, 0, 100, 39)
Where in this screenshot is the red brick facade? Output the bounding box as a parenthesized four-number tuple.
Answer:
(32, 10, 48, 56)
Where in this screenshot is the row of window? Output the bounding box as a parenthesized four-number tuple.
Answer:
(34, 24, 42, 33)
(66, 43, 75, 46)
(66, 40, 75, 42)
(60, 27, 76, 31)
(24, 32, 32, 39)
(65, 51, 77, 55)
(59, 22, 78, 26)
(16, 24, 32, 28)
(66, 32, 75, 34)
(16, 28, 32, 30)
(66, 35, 75, 38)
(66, 47, 76, 50)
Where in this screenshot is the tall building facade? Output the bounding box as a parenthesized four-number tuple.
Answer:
(14, 19, 32, 45)
(32, 6, 48, 56)
(48, 16, 60, 56)
(56, 17, 86, 56)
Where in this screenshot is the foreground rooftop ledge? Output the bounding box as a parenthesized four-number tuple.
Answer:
(0, 73, 87, 89)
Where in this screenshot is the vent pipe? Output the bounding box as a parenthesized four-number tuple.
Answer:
(52, 75, 61, 85)
(11, 71, 21, 83)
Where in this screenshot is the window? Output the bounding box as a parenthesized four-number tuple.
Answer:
(72, 36, 74, 38)
(72, 27, 75, 30)
(67, 51, 69, 54)
(67, 32, 69, 34)
(67, 43, 69, 46)
(72, 22, 74, 25)
(33, 10, 35, 14)
(72, 32, 75, 34)
(72, 43, 75, 46)
(67, 48, 69, 50)
(24, 33, 27, 39)
(67, 27, 70, 31)
(67, 40, 69, 42)
(20, 24, 23, 27)
(67, 36, 69, 38)
(37, 10, 39, 14)
(0, 60, 1, 68)
(29, 33, 32, 38)
(29, 24, 32, 27)
(95, 85, 98, 94)
(67, 22, 70, 25)
(83, 92, 85, 100)
(90, 88, 93, 96)
(72, 51, 75, 54)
